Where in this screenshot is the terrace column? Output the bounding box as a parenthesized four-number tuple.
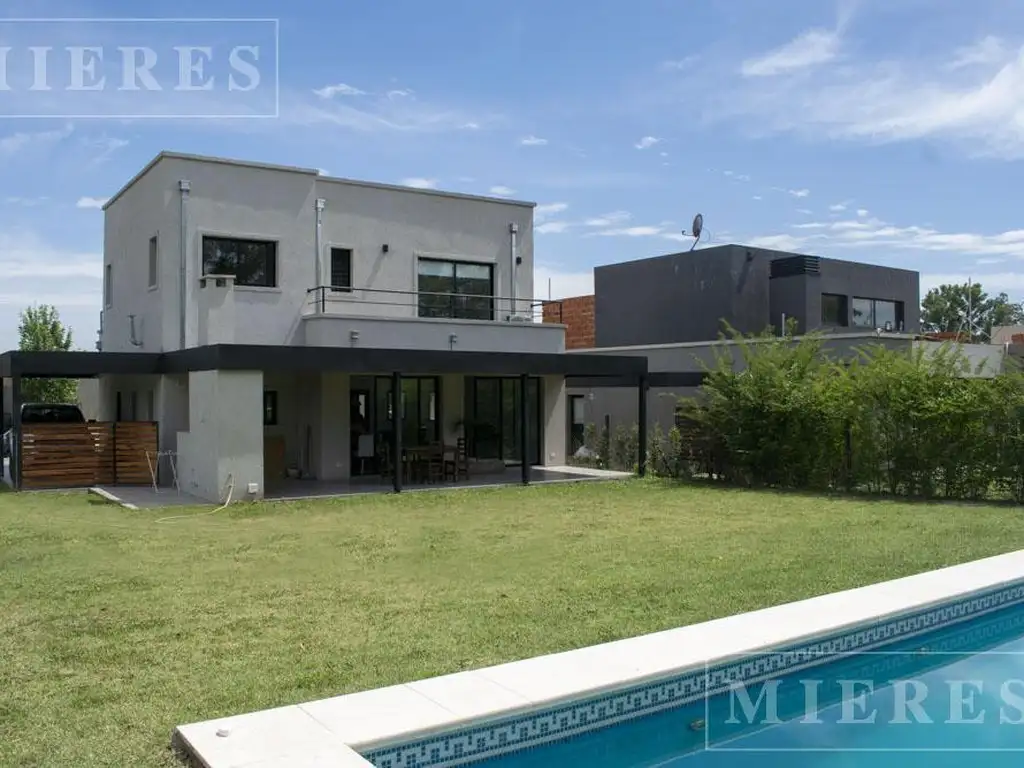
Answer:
(637, 374, 648, 477)
(10, 374, 20, 489)
(520, 373, 529, 485)
(391, 371, 402, 493)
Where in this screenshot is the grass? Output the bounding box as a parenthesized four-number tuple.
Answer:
(3, 480, 1024, 766)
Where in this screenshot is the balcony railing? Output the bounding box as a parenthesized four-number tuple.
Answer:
(305, 285, 564, 324)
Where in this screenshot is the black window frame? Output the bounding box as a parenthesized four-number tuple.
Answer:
(263, 391, 279, 426)
(202, 235, 278, 288)
(148, 235, 159, 289)
(852, 297, 905, 330)
(568, 394, 586, 455)
(821, 293, 848, 326)
(330, 247, 353, 292)
(417, 258, 495, 321)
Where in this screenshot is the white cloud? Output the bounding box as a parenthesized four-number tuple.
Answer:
(796, 208, 813, 215)
(82, 136, 129, 165)
(0, 231, 102, 279)
(921, 272, 1024, 299)
(949, 36, 1006, 70)
(829, 203, 848, 212)
(741, 29, 841, 77)
(752, 195, 763, 201)
(387, 89, 414, 100)
(489, 185, 516, 196)
(460, 122, 480, 130)
(857, 208, 869, 217)
(313, 83, 367, 99)
(3, 196, 48, 207)
(635, 136, 661, 149)
(535, 202, 568, 221)
(723, 170, 751, 182)
(593, 226, 664, 237)
(789, 188, 811, 198)
(717, 37, 1024, 158)
(537, 221, 571, 234)
(399, 177, 438, 189)
(519, 135, 548, 146)
(662, 56, 699, 71)
(584, 211, 631, 227)
(76, 196, 109, 209)
(278, 89, 489, 134)
(533, 263, 594, 300)
(747, 234, 812, 251)
(0, 124, 74, 157)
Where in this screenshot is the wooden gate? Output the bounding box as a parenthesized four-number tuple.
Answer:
(19, 421, 158, 490)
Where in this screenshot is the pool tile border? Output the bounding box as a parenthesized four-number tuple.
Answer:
(363, 580, 1024, 768)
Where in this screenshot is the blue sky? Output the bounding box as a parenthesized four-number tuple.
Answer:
(2, 0, 1024, 350)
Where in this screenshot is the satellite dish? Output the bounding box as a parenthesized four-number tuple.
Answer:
(682, 213, 704, 251)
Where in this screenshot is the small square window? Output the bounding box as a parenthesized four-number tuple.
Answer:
(821, 294, 847, 326)
(148, 236, 158, 289)
(263, 391, 278, 426)
(330, 247, 352, 292)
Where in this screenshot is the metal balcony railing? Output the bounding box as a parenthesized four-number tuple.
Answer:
(305, 285, 564, 325)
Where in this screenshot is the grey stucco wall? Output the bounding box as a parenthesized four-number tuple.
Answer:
(101, 155, 539, 353)
(592, 246, 921, 347)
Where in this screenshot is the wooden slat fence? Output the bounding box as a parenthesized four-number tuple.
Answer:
(19, 421, 158, 490)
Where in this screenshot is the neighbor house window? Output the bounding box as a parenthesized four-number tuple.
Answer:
(852, 297, 904, 330)
(263, 391, 278, 426)
(104, 264, 112, 307)
(148, 236, 158, 289)
(202, 236, 277, 287)
(821, 293, 847, 326)
(330, 247, 352, 292)
(417, 258, 494, 320)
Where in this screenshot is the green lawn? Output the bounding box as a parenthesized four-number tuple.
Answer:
(3, 480, 1024, 766)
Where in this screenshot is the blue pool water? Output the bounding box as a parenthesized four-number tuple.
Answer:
(476, 602, 1024, 767)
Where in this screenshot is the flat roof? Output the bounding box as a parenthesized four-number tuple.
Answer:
(0, 345, 647, 380)
(104, 151, 536, 211)
(594, 244, 920, 277)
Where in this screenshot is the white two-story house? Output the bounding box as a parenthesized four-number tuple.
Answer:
(81, 152, 644, 502)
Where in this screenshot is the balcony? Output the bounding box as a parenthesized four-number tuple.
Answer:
(301, 285, 566, 354)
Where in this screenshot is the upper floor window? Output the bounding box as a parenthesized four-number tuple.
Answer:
(104, 264, 112, 307)
(330, 247, 352, 292)
(821, 293, 847, 326)
(852, 297, 904, 330)
(148, 236, 158, 289)
(202, 236, 277, 288)
(417, 258, 494, 321)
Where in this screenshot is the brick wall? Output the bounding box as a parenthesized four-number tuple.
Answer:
(543, 294, 595, 350)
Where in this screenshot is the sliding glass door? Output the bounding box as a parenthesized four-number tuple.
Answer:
(469, 377, 541, 465)
(374, 377, 439, 448)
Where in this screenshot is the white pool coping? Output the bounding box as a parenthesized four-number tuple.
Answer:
(174, 548, 1024, 768)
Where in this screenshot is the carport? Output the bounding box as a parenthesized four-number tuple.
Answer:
(0, 351, 160, 490)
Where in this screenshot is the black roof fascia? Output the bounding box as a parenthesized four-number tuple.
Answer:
(0, 351, 161, 378)
(164, 344, 649, 378)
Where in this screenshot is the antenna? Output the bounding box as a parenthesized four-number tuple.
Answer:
(682, 213, 704, 251)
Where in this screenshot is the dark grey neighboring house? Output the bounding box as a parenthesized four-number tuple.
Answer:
(563, 245, 1005, 452)
(593, 245, 920, 348)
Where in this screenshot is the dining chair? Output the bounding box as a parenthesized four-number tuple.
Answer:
(444, 438, 469, 482)
(426, 443, 445, 483)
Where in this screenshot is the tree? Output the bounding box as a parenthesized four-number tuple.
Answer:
(17, 305, 77, 404)
(920, 282, 1024, 341)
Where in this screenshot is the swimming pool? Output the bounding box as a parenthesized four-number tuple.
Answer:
(466, 600, 1024, 767)
(173, 552, 1024, 768)
(363, 579, 1024, 768)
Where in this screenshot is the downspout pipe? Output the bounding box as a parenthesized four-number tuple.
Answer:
(509, 222, 519, 320)
(315, 198, 326, 311)
(178, 180, 191, 350)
